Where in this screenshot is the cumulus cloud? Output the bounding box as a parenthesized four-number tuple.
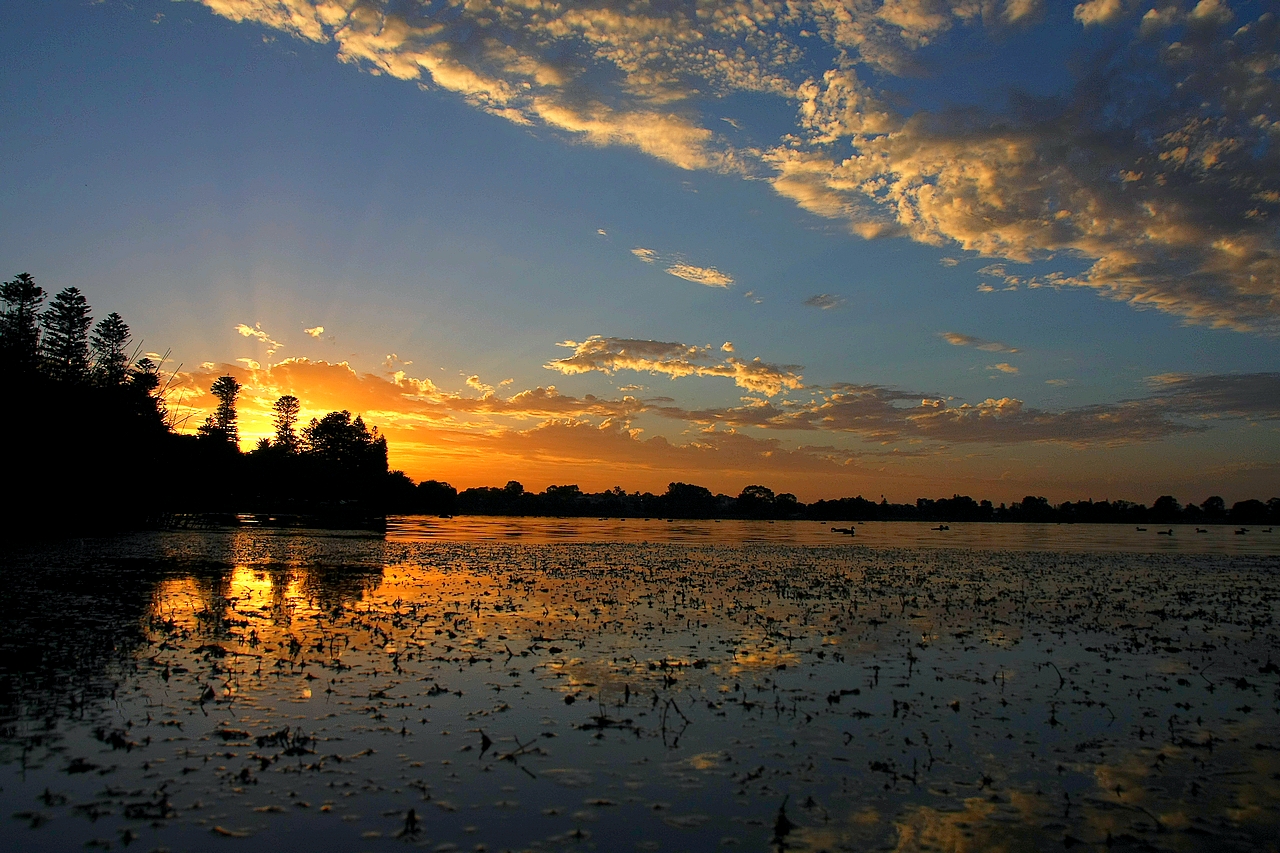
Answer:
(546, 336, 802, 396)
(235, 322, 282, 356)
(804, 293, 844, 310)
(304, 325, 324, 338)
(988, 363, 1019, 374)
(1073, 0, 1125, 27)
(466, 374, 495, 395)
(194, 2, 1280, 332)
(940, 332, 1020, 353)
(630, 247, 658, 263)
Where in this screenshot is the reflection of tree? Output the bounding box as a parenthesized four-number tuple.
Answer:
(297, 563, 385, 613)
(0, 557, 166, 758)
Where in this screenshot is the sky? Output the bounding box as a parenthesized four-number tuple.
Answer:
(2, 0, 1278, 503)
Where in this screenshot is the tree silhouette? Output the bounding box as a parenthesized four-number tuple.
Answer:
(0, 272, 46, 373)
(301, 410, 386, 472)
(91, 312, 131, 386)
(272, 394, 301, 453)
(199, 375, 242, 445)
(42, 287, 93, 383)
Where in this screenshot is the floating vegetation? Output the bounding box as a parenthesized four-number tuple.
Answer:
(1, 524, 1277, 851)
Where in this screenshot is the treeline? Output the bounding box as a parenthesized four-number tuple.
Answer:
(401, 481, 1280, 525)
(2, 274, 172, 530)
(0, 274, 409, 532)
(5, 273, 1277, 532)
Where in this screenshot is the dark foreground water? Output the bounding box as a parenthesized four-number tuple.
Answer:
(1, 520, 1278, 852)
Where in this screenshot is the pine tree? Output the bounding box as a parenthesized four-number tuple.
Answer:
(91, 312, 131, 386)
(42, 287, 93, 383)
(0, 272, 46, 373)
(273, 394, 301, 453)
(209, 374, 241, 446)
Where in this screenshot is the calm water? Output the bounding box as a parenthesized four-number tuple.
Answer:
(387, 517, 1280, 555)
(2, 519, 1277, 852)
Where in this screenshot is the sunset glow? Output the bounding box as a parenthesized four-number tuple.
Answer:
(4, 0, 1277, 501)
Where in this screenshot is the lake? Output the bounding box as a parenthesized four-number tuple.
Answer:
(2, 518, 1277, 852)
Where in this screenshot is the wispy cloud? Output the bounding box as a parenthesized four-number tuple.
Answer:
(304, 325, 324, 338)
(546, 336, 800, 396)
(804, 293, 844, 310)
(655, 371, 1280, 447)
(664, 262, 733, 288)
(940, 332, 1020, 353)
(631, 246, 733, 288)
(988, 363, 1019, 374)
(235, 322, 282, 356)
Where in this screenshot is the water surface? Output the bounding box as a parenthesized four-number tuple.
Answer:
(2, 522, 1277, 851)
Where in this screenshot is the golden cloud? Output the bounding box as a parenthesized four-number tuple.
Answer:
(546, 336, 801, 396)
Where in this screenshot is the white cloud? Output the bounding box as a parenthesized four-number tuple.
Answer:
(235, 322, 282, 356)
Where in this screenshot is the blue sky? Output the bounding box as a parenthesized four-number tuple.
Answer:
(3, 0, 1278, 502)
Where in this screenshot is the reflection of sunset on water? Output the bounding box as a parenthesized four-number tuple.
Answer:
(2, 527, 1278, 851)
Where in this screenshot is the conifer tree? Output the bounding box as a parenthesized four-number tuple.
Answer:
(209, 374, 241, 446)
(42, 287, 92, 383)
(273, 394, 301, 453)
(91, 312, 131, 386)
(0, 272, 46, 373)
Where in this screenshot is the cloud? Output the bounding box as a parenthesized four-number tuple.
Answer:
(1073, 0, 1125, 27)
(804, 293, 844, 310)
(631, 246, 733, 287)
(988, 363, 1019, 374)
(654, 371, 1280, 447)
(940, 332, 1020, 353)
(304, 325, 324, 338)
(545, 336, 802, 396)
(765, 11, 1280, 332)
(235, 322, 282, 356)
(170, 357, 647, 438)
(664, 262, 733, 288)
(1144, 372, 1280, 420)
(194, 2, 1280, 332)
(169, 344, 1279, 499)
(383, 353, 412, 370)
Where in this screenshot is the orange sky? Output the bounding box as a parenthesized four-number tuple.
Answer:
(171, 359, 1278, 504)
